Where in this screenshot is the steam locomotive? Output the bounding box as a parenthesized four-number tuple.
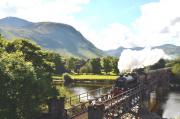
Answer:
(111, 68, 146, 96)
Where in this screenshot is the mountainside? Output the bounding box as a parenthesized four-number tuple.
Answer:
(0, 17, 105, 59)
(106, 47, 143, 57)
(106, 44, 180, 57)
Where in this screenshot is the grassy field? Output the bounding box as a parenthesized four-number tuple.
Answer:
(53, 74, 118, 80)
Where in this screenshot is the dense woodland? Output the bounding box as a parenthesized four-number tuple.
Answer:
(0, 34, 180, 119)
(0, 36, 60, 119)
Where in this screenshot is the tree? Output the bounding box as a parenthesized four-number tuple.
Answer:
(62, 73, 73, 85)
(79, 62, 92, 74)
(89, 58, 101, 74)
(74, 59, 86, 74)
(150, 59, 166, 69)
(101, 57, 112, 74)
(171, 63, 180, 84)
(166, 57, 180, 67)
(65, 57, 79, 72)
(0, 38, 59, 119)
(0, 34, 7, 50)
(44, 52, 66, 74)
(111, 58, 119, 74)
(172, 63, 180, 79)
(0, 52, 58, 119)
(5, 39, 56, 78)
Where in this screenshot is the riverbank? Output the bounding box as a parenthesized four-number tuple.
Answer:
(53, 74, 118, 83)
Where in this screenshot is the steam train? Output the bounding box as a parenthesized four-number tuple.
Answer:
(111, 68, 147, 96)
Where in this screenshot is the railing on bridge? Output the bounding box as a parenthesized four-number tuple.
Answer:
(64, 86, 113, 118)
(102, 84, 142, 118)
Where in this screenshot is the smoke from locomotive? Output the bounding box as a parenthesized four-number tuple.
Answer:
(118, 47, 169, 73)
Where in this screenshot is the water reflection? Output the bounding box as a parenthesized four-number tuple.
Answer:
(65, 83, 112, 95)
(162, 91, 180, 119)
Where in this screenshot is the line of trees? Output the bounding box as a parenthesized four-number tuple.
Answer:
(78, 57, 119, 75)
(64, 56, 119, 75)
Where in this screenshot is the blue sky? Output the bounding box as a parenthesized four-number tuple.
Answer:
(75, 0, 159, 28)
(0, 0, 179, 50)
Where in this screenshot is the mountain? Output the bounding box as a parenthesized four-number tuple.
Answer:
(0, 17, 105, 59)
(106, 44, 180, 57)
(154, 44, 180, 57)
(106, 47, 143, 57)
(0, 17, 33, 27)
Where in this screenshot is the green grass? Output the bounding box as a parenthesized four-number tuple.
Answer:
(53, 75, 63, 80)
(52, 74, 118, 80)
(71, 74, 118, 80)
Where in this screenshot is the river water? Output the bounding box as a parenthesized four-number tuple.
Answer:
(65, 83, 112, 94)
(160, 91, 180, 119)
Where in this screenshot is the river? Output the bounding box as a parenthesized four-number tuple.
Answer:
(65, 83, 112, 94)
(159, 90, 180, 119)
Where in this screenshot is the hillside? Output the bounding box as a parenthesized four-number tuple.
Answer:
(106, 44, 180, 57)
(0, 17, 105, 59)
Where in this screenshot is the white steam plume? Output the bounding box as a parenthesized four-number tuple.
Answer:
(118, 47, 169, 73)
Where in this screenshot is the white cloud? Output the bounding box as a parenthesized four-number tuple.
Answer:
(132, 0, 180, 47)
(91, 23, 136, 50)
(73, 23, 139, 50)
(0, 0, 90, 22)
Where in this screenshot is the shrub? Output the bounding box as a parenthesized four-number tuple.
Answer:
(62, 73, 73, 85)
(172, 63, 180, 79)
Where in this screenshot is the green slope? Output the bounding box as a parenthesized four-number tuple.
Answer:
(0, 17, 105, 59)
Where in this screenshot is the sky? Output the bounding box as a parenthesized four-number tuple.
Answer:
(0, 0, 180, 50)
